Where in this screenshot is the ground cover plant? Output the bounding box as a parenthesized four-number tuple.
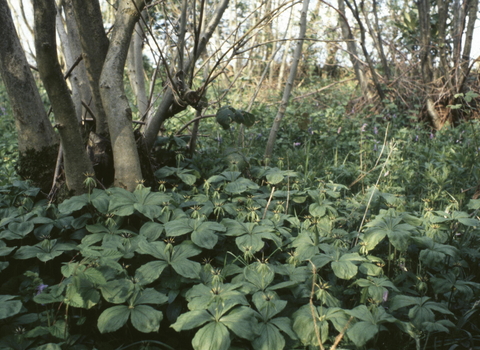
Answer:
(1, 90, 480, 350)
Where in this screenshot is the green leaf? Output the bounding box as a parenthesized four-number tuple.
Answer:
(220, 306, 258, 340)
(347, 322, 379, 347)
(58, 194, 89, 214)
(0, 295, 22, 319)
(177, 172, 198, 186)
(133, 288, 168, 305)
(192, 322, 231, 350)
(97, 305, 130, 333)
(164, 218, 193, 237)
(139, 221, 164, 241)
(135, 260, 169, 285)
(252, 323, 285, 350)
(171, 309, 213, 331)
(244, 262, 275, 291)
(100, 279, 134, 304)
(130, 305, 163, 333)
(216, 106, 236, 130)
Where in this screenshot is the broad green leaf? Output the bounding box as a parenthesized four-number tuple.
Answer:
(164, 218, 193, 237)
(220, 306, 258, 340)
(347, 322, 379, 347)
(252, 323, 285, 350)
(135, 260, 169, 285)
(225, 178, 259, 194)
(0, 240, 15, 256)
(252, 291, 286, 320)
(130, 305, 163, 333)
(270, 317, 298, 340)
(97, 305, 130, 333)
(0, 295, 22, 319)
(171, 309, 213, 331)
(244, 262, 275, 291)
(192, 322, 230, 350)
(133, 288, 168, 305)
(100, 279, 134, 304)
(177, 172, 197, 186)
(58, 194, 89, 214)
(139, 221, 164, 241)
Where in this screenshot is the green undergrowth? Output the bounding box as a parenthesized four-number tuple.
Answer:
(1, 95, 480, 349)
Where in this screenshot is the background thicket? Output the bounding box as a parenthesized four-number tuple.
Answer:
(0, 0, 479, 349)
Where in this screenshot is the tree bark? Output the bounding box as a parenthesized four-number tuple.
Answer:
(62, 0, 95, 121)
(33, 0, 94, 194)
(337, 0, 369, 98)
(71, 0, 109, 134)
(0, 0, 57, 154)
(127, 11, 148, 119)
(264, 0, 310, 161)
(99, 0, 147, 191)
(417, 0, 442, 129)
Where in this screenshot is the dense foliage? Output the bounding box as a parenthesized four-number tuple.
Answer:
(1, 81, 480, 350)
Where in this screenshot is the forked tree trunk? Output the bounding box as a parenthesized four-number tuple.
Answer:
(99, 0, 148, 190)
(33, 0, 93, 194)
(264, 0, 310, 161)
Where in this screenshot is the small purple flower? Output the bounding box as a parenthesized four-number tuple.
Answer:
(0, 106, 5, 116)
(373, 144, 378, 151)
(256, 133, 263, 139)
(430, 133, 434, 139)
(415, 135, 419, 142)
(374, 126, 378, 135)
(293, 142, 301, 147)
(361, 123, 368, 132)
(36, 284, 48, 295)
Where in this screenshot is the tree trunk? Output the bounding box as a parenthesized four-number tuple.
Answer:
(127, 11, 148, 119)
(417, 0, 443, 129)
(0, 0, 57, 154)
(99, 0, 147, 190)
(71, 0, 109, 135)
(264, 0, 310, 161)
(62, 0, 95, 121)
(337, 0, 369, 98)
(0, 0, 58, 190)
(33, 0, 93, 195)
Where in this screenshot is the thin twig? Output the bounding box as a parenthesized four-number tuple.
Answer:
(263, 186, 275, 219)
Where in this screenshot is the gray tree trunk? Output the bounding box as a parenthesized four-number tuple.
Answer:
(62, 0, 95, 121)
(99, 0, 147, 191)
(71, 0, 109, 135)
(264, 0, 310, 161)
(0, 0, 57, 154)
(127, 12, 148, 119)
(33, 0, 93, 194)
(337, 0, 369, 98)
